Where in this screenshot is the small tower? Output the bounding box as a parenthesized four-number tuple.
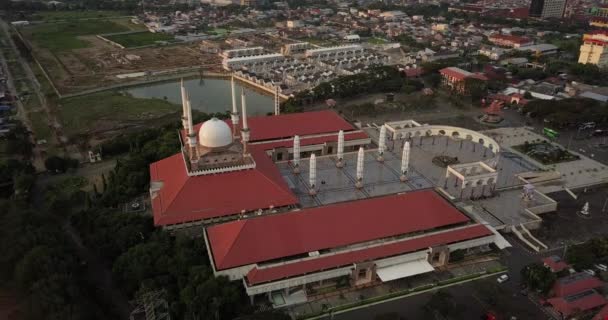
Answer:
(377, 124, 386, 162)
(355, 147, 365, 189)
(180, 79, 188, 129)
(185, 96, 198, 169)
(293, 135, 301, 174)
(336, 130, 344, 168)
(240, 89, 250, 154)
(400, 141, 410, 182)
(230, 75, 239, 140)
(274, 86, 281, 116)
(309, 153, 317, 195)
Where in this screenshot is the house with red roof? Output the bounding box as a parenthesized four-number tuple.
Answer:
(547, 272, 607, 318)
(542, 255, 570, 273)
(488, 34, 534, 48)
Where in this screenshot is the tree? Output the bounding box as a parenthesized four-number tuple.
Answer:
(422, 290, 463, 318)
(521, 263, 556, 294)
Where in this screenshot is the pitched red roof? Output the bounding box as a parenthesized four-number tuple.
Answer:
(552, 273, 605, 297)
(251, 131, 369, 150)
(439, 67, 472, 81)
(549, 290, 607, 317)
(246, 224, 492, 285)
(207, 190, 472, 270)
(543, 255, 570, 273)
(489, 34, 532, 45)
(593, 303, 608, 320)
(150, 149, 298, 226)
(187, 111, 355, 143)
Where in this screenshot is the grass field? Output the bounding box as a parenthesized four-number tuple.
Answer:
(59, 92, 179, 135)
(29, 111, 52, 140)
(105, 32, 175, 48)
(29, 10, 127, 22)
(25, 20, 128, 51)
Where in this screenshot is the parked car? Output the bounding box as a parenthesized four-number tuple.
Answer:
(595, 264, 607, 272)
(579, 122, 596, 130)
(497, 274, 509, 283)
(584, 269, 596, 276)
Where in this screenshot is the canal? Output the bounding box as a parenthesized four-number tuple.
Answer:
(126, 77, 274, 116)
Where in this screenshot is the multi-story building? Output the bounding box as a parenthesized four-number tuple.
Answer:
(488, 34, 534, 48)
(529, 0, 566, 18)
(439, 67, 488, 94)
(578, 31, 608, 67)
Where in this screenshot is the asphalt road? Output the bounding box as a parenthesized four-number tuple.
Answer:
(500, 109, 608, 165)
(330, 244, 559, 320)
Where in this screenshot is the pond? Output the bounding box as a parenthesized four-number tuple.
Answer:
(125, 77, 274, 116)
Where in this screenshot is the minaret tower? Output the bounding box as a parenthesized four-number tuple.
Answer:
(309, 153, 317, 195)
(274, 86, 281, 116)
(400, 141, 410, 182)
(377, 124, 386, 162)
(230, 75, 240, 140)
(293, 135, 300, 174)
(185, 95, 198, 169)
(355, 147, 365, 189)
(241, 89, 250, 154)
(180, 78, 188, 129)
(336, 130, 344, 168)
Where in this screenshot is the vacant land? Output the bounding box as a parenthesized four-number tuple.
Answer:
(105, 32, 175, 48)
(29, 111, 52, 141)
(28, 10, 128, 22)
(59, 92, 179, 136)
(25, 20, 128, 51)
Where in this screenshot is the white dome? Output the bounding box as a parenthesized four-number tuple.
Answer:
(198, 118, 233, 148)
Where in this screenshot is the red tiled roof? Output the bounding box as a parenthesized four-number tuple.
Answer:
(549, 290, 607, 317)
(593, 304, 608, 320)
(150, 149, 298, 226)
(552, 273, 605, 297)
(246, 224, 492, 285)
(542, 255, 570, 273)
(187, 111, 355, 143)
(439, 67, 471, 81)
(489, 34, 532, 45)
(207, 190, 472, 270)
(251, 131, 369, 150)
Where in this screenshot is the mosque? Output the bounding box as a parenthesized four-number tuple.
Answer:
(149, 78, 512, 306)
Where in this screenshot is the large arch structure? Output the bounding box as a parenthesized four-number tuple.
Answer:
(384, 122, 500, 162)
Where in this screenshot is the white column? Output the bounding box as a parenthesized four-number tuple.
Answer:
(309, 153, 317, 195)
(230, 75, 239, 139)
(241, 89, 250, 155)
(377, 124, 386, 162)
(400, 141, 410, 182)
(180, 78, 188, 130)
(336, 130, 344, 168)
(186, 96, 196, 146)
(293, 135, 300, 173)
(356, 147, 364, 189)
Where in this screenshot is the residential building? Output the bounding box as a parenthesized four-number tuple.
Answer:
(578, 31, 608, 67)
(529, 0, 566, 18)
(488, 34, 534, 48)
(439, 67, 488, 94)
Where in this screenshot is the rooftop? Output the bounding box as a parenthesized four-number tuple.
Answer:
(150, 148, 298, 226)
(207, 190, 473, 270)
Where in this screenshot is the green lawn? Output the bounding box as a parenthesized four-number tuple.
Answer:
(29, 111, 52, 140)
(25, 20, 128, 51)
(59, 92, 179, 135)
(29, 10, 127, 22)
(105, 32, 175, 48)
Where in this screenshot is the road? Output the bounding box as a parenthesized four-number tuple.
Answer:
(329, 244, 562, 320)
(500, 108, 608, 165)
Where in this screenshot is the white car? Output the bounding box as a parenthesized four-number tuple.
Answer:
(595, 264, 607, 272)
(584, 269, 596, 276)
(497, 274, 509, 283)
